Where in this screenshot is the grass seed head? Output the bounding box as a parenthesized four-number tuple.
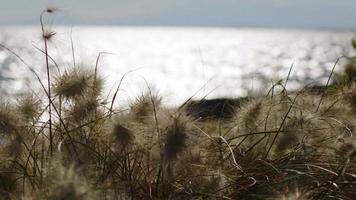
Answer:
(42, 29, 56, 40)
(0, 103, 19, 135)
(54, 68, 104, 100)
(46, 6, 58, 13)
(130, 93, 161, 123)
(111, 123, 134, 150)
(238, 99, 263, 133)
(275, 118, 301, 154)
(69, 94, 99, 122)
(54, 69, 90, 99)
(163, 117, 187, 162)
(16, 94, 41, 122)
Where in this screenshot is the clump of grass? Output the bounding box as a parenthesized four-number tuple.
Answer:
(0, 9, 356, 200)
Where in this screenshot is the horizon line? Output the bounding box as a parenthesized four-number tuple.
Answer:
(0, 23, 355, 32)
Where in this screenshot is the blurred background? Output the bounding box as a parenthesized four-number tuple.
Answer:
(0, 0, 356, 105)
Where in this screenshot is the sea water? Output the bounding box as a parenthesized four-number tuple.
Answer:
(0, 26, 355, 105)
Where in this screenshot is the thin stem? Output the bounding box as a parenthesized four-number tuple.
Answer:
(40, 11, 53, 156)
(316, 56, 346, 112)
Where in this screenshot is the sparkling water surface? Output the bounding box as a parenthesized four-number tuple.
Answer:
(0, 26, 355, 106)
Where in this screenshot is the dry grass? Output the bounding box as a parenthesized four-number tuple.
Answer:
(0, 9, 355, 200)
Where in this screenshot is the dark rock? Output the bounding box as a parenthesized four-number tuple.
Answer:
(305, 85, 326, 95)
(304, 84, 339, 95)
(184, 97, 250, 120)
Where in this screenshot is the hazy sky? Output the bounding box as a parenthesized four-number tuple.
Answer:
(1, 0, 356, 28)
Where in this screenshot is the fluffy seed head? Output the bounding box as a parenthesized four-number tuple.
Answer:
(69, 94, 99, 122)
(111, 123, 134, 150)
(54, 69, 90, 99)
(130, 93, 161, 123)
(16, 94, 41, 122)
(239, 100, 263, 132)
(42, 29, 56, 40)
(275, 118, 301, 154)
(163, 117, 187, 162)
(54, 68, 103, 100)
(54, 69, 103, 99)
(46, 6, 58, 13)
(0, 103, 18, 135)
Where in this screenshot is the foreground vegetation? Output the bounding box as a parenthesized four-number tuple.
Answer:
(0, 9, 355, 200)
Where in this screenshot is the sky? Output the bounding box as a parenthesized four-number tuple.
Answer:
(1, 0, 356, 29)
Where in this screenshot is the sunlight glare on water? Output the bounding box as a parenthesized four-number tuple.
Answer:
(0, 26, 354, 106)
